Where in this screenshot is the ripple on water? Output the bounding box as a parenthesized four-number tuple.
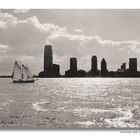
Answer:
(74, 107, 138, 128)
(1, 78, 140, 128)
(0, 100, 13, 109)
(31, 99, 138, 128)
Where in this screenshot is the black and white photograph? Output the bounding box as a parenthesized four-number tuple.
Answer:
(1, 8, 140, 130)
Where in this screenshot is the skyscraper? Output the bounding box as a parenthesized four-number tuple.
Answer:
(91, 55, 98, 76)
(39, 45, 60, 77)
(91, 55, 97, 72)
(101, 58, 108, 76)
(65, 57, 78, 77)
(129, 58, 137, 73)
(44, 45, 53, 71)
(70, 57, 77, 72)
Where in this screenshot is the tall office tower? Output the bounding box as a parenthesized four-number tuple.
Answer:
(39, 45, 60, 77)
(44, 45, 53, 71)
(91, 55, 97, 72)
(129, 58, 137, 73)
(101, 58, 107, 75)
(70, 57, 77, 72)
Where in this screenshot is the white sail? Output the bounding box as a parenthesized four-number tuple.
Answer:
(25, 65, 34, 80)
(12, 61, 22, 81)
(22, 64, 28, 80)
(12, 61, 34, 83)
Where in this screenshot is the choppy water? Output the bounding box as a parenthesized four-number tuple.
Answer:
(0, 78, 140, 129)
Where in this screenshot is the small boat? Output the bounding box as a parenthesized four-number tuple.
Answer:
(12, 61, 35, 83)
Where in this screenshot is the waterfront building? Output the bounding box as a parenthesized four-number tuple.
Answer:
(65, 57, 78, 77)
(44, 45, 53, 71)
(129, 58, 137, 73)
(91, 56, 97, 72)
(101, 58, 108, 76)
(39, 45, 60, 77)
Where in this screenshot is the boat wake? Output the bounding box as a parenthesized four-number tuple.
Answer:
(32, 99, 138, 128)
(104, 107, 138, 128)
(74, 107, 138, 128)
(32, 100, 50, 112)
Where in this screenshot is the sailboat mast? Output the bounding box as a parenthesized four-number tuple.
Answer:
(20, 62, 23, 80)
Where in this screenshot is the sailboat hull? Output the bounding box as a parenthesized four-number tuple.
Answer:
(13, 79, 35, 83)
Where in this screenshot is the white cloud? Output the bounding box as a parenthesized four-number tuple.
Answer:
(0, 12, 17, 28)
(19, 16, 66, 34)
(13, 9, 29, 14)
(48, 30, 94, 44)
(48, 29, 140, 55)
(0, 13, 66, 35)
(0, 12, 17, 21)
(0, 44, 8, 49)
(75, 28, 83, 33)
(0, 44, 9, 52)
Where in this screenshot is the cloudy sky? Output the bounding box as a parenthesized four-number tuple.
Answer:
(1, 9, 140, 75)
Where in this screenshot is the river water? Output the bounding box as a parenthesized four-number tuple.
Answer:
(0, 78, 140, 129)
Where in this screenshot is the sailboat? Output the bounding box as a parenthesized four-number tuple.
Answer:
(12, 61, 35, 83)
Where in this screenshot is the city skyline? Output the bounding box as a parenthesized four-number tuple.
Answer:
(1, 9, 140, 75)
(38, 44, 140, 77)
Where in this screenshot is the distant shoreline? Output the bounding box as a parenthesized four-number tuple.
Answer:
(0, 76, 12, 78)
(1, 76, 140, 78)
